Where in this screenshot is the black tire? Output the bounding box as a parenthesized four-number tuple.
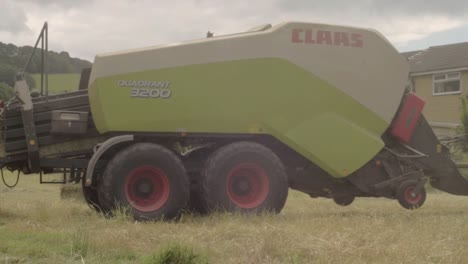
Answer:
(396, 180, 426, 210)
(202, 141, 288, 213)
(332, 195, 355, 206)
(97, 143, 189, 221)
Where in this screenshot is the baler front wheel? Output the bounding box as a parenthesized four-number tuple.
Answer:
(97, 143, 189, 221)
(333, 195, 355, 206)
(202, 142, 288, 213)
(396, 180, 426, 210)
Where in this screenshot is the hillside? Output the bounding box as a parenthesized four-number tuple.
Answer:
(0, 42, 91, 74)
(0, 42, 91, 99)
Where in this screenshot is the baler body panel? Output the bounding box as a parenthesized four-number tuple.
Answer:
(89, 58, 387, 178)
(88, 22, 409, 178)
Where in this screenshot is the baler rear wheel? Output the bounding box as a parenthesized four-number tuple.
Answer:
(333, 195, 355, 206)
(202, 142, 288, 213)
(97, 143, 189, 221)
(396, 180, 426, 210)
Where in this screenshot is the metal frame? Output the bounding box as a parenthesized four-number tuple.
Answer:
(39, 158, 92, 184)
(39, 170, 66, 184)
(11, 22, 50, 173)
(373, 170, 425, 189)
(384, 144, 428, 159)
(22, 22, 49, 99)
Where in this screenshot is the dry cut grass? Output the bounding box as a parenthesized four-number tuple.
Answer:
(1, 172, 468, 264)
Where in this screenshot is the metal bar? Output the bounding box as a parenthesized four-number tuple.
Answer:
(41, 36, 44, 95)
(4, 93, 90, 118)
(373, 170, 424, 189)
(31, 89, 89, 103)
(456, 163, 468, 168)
(40, 158, 91, 169)
(15, 80, 41, 172)
(40, 170, 66, 184)
(45, 22, 49, 101)
(4, 105, 91, 127)
(22, 26, 45, 73)
(29, 94, 89, 113)
(384, 147, 426, 159)
(5, 123, 52, 139)
(5, 129, 100, 152)
(401, 143, 429, 158)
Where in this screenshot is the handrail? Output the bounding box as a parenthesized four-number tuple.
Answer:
(21, 22, 48, 99)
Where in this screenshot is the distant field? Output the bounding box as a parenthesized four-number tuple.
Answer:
(32, 73, 80, 94)
(1, 174, 468, 264)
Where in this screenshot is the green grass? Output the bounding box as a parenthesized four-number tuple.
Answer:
(143, 244, 208, 264)
(31, 73, 80, 94)
(1, 174, 468, 263)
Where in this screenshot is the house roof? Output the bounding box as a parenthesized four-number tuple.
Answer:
(403, 42, 468, 74)
(401, 50, 422, 60)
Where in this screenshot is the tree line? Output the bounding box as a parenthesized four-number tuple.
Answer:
(0, 41, 91, 101)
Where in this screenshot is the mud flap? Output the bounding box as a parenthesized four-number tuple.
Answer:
(408, 116, 468, 195)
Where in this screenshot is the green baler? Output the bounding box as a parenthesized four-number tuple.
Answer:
(1, 22, 468, 220)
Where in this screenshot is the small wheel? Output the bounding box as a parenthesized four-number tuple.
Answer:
(97, 143, 189, 221)
(396, 180, 426, 210)
(202, 141, 288, 213)
(333, 195, 355, 206)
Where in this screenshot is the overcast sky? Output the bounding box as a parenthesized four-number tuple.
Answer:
(1, 0, 468, 61)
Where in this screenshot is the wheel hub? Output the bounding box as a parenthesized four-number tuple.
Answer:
(232, 177, 251, 196)
(124, 166, 170, 212)
(133, 178, 154, 199)
(404, 186, 422, 204)
(226, 163, 270, 209)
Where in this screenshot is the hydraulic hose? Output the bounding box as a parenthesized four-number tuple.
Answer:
(1, 168, 20, 188)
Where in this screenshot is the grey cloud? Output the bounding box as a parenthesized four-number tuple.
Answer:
(15, 0, 93, 8)
(277, 0, 468, 16)
(0, 0, 29, 33)
(2, 0, 467, 60)
(370, 0, 468, 16)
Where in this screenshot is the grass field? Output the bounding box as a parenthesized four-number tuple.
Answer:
(1, 173, 468, 264)
(31, 74, 80, 94)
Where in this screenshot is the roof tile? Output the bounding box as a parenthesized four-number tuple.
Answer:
(402, 42, 468, 74)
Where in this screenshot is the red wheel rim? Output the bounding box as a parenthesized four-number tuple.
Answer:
(404, 186, 422, 204)
(226, 163, 269, 209)
(124, 166, 170, 212)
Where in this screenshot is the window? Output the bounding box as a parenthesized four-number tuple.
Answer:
(433, 72, 461, 95)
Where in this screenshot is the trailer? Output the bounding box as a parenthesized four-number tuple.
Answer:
(2, 22, 468, 221)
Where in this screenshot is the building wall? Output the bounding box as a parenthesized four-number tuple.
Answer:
(431, 126, 457, 138)
(412, 70, 468, 126)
